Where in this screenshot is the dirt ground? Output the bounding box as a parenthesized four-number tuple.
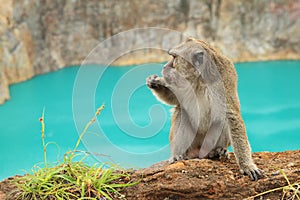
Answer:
(1, 150, 299, 199)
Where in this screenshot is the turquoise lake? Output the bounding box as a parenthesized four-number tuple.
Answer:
(0, 60, 300, 180)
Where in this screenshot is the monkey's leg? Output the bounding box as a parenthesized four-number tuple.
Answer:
(169, 109, 197, 163)
(146, 74, 179, 105)
(198, 120, 226, 158)
(227, 107, 263, 181)
(207, 123, 231, 159)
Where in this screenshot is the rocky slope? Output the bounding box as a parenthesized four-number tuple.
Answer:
(0, 0, 300, 104)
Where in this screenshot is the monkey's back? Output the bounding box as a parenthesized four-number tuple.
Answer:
(197, 40, 240, 112)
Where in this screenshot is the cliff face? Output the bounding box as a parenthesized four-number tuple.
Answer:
(0, 0, 300, 104)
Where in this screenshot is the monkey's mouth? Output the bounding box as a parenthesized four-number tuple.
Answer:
(164, 58, 174, 69)
(162, 58, 177, 85)
(162, 59, 173, 77)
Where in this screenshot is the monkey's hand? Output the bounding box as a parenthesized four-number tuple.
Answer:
(240, 163, 263, 181)
(146, 75, 166, 89)
(146, 75, 178, 105)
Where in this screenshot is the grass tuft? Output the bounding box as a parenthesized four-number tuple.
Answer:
(9, 104, 137, 200)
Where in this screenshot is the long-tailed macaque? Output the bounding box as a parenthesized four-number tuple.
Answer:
(146, 38, 263, 180)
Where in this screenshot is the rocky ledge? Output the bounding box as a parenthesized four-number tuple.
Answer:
(0, 150, 299, 199)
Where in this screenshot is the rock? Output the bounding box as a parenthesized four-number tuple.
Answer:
(0, 150, 299, 199)
(119, 150, 300, 199)
(0, 0, 300, 104)
(0, 71, 9, 104)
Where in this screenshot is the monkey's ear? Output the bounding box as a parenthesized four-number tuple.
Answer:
(192, 50, 218, 83)
(191, 51, 204, 68)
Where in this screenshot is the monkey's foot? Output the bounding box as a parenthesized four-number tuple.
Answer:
(168, 155, 186, 164)
(240, 163, 264, 181)
(207, 147, 229, 160)
(146, 75, 165, 89)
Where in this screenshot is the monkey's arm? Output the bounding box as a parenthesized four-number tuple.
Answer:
(227, 99, 263, 181)
(146, 75, 179, 105)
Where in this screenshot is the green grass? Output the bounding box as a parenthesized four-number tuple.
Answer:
(9, 105, 138, 200)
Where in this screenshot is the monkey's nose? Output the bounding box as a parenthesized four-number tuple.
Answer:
(167, 49, 171, 55)
(168, 49, 176, 57)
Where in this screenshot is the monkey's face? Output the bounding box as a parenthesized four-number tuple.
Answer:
(162, 39, 205, 88)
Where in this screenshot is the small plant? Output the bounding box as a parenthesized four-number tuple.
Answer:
(40, 108, 47, 166)
(10, 104, 137, 200)
(247, 169, 300, 200)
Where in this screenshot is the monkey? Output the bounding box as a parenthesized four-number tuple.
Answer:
(146, 37, 263, 181)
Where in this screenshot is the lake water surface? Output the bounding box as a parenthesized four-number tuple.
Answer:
(0, 60, 299, 180)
